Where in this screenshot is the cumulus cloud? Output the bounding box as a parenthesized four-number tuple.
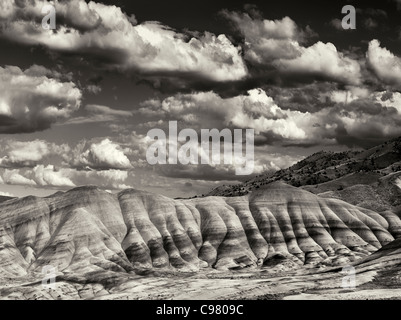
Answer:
(0, 165, 131, 190)
(222, 12, 311, 62)
(140, 87, 401, 149)
(125, 122, 303, 182)
(71, 138, 132, 170)
(1, 2, 400, 196)
(33, 165, 76, 187)
(222, 10, 360, 85)
(316, 89, 401, 147)
(0, 136, 136, 189)
(141, 89, 310, 140)
(154, 154, 282, 182)
(0, 139, 70, 167)
(367, 40, 401, 88)
(0, 0, 247, 83)
(93, 169, 131, 189)
(55, 168, 131, 190)
(3, 169, 36, 186)
(274, 42, 361, 85)
(0, 65, 81, 133)
(35, 166, 129, 189)
(377, 91, 401, 113)
(0, 140, 49, 166)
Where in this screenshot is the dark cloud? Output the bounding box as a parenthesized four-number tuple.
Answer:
(0, 0, 248, 87)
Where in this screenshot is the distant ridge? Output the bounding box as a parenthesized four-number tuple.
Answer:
(206, 136, 401, 213)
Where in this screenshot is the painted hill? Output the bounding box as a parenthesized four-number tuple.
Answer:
(1, 182, 400, 281)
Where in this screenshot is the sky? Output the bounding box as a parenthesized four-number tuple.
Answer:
(0, 0, 401, 198)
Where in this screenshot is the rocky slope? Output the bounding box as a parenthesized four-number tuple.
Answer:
(1, 182, 400, 281)
(207, 136, 401, 213)
(313, 171, 401, 213)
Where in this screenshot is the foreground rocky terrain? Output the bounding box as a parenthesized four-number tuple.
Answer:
(1, 181, 401, 299)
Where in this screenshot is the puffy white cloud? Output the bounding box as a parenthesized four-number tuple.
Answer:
(93, 169, 130, 189)
(222, 12, 309, 62)
(304, 88, 401, 147)
(143, 89, 309, 140)
(2, 140, 49, 163)
(0, 65, 81, 133)
(274, 42, 361, 85)
(0, 165, 131, 190)
(54, 0, 103, 30)
(139, 85, 401, 150)
(33, 165, 76, 187)
(377, 91, 401, 109)
(222, 10, 360, 85)
(72, 138, 132, 170)
(0, 0, 247, 82)
(23, 64, 73, 80)
(0, 139, 70, 167)
(3, 169, 36, 186)
(137, 127, 303, 182)
(64, 168, 131, 190)
(367, 40, 401, 88)
(330, 87, 371, 104)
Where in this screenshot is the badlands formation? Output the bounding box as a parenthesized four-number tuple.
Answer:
(1, 181, 401, 300)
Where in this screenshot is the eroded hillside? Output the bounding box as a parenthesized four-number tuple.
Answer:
(1, 182, 400, 279)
